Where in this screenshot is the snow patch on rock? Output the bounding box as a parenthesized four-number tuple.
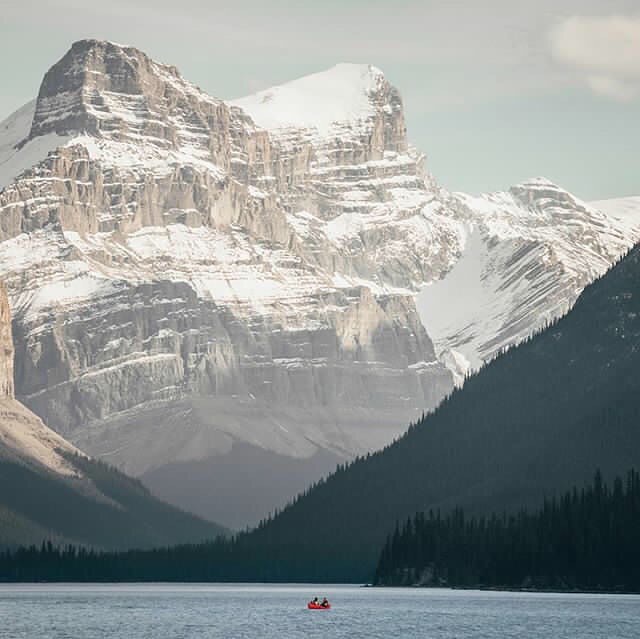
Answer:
(0, 100, 71, 189)
(231, 63, 384, 136)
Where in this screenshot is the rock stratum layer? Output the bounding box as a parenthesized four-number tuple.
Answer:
(0, 40, 639, 526)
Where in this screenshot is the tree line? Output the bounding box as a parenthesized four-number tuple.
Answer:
(374, 470, 640, 591)
(0, 469, 638, 589)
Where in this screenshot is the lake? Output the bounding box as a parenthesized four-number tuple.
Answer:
(1, 584, 639, 638)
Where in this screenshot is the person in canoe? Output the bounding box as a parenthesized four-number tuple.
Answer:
(308, 597, 331, 609)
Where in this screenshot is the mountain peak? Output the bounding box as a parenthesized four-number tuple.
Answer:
(28, 39, 204, 141)
(508, 176, 586, 210)
(231, 62, 406, 149)
(66, 39, 183, 78)
(70, 38, 135, 52)
(12, 38, 240, 180)
(515, 176, 559, 189)
(318, 62, 386, 85)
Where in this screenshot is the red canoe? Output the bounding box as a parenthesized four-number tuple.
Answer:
(307, 602, 331, 610)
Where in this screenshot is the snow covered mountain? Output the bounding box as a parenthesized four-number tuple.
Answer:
(231, 65, 640, 376)
(0, 40, 638, 526)
(417, 184, 640, 376)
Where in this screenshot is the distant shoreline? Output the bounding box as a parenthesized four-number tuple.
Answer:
(0, 582, 638, 596)
(368, 584, 640, 595)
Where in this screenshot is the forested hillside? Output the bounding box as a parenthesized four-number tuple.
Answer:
(374, 470, 640, 591)
(0, 455, 227, 550)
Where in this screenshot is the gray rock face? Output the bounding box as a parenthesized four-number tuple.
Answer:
(15, 280, 449, 465)
(0, 42, 453, 492)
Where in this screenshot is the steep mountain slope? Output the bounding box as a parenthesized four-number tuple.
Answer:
(418, 184, 640, 373)
(0, 282, 226, 548)
(0, 456, 227, 549)
(240, 243, 640, 581)
(0, 40, 638, 527)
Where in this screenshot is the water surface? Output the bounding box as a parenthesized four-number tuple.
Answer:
(1, 584, 639, 638)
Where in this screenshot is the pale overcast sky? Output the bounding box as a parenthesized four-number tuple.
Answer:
(1, 0, 638, 199)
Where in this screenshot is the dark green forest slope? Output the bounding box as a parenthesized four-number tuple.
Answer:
(239, 245, 640, 581)
(374, 470, 640, 590)
(0, 454, 227, 550)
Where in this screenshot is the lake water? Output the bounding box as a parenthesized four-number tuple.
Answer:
(1, 584, 639, 638)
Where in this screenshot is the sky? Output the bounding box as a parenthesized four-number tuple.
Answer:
(1, 0, 638, 200)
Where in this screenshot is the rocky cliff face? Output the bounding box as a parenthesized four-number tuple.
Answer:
(0, 42, 453, 486)
(0, 40, 638, 526)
